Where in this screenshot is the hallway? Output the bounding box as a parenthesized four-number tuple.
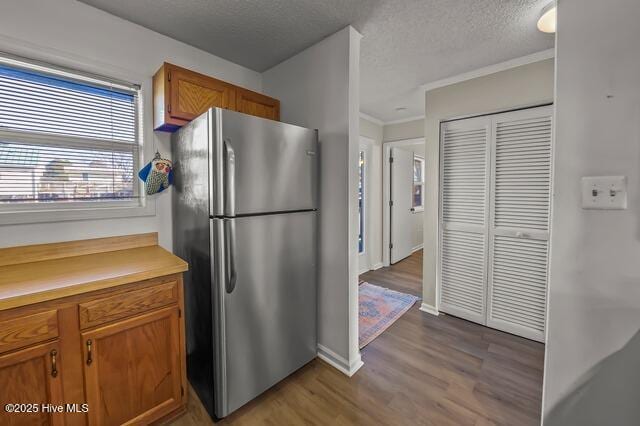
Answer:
(361, 249, 423, 296)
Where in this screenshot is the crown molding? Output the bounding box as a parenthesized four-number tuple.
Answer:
(359, 112, 385, 126)
(360, 48, 555, 126)
(420, 48, 555, 92)
(384, 114, 426, 125)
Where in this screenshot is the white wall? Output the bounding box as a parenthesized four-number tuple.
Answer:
(422, 58, 555, 308)
(383, 118, 424, 142)
(0, 0, 261, 251)
(543, 0, 640, 422)
(360, 117, 383, 269)
(262, 27, 363, 375)
(360, 117, 383, 142)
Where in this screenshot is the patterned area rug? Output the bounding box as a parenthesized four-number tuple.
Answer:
(359, 282, 420, 349)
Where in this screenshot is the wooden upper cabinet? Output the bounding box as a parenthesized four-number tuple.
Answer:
(236, 88, 280, 121)
(168, 64, 236, 121)
(0, 341, 64, 426)
(81, 306, 184, 426)
(153, 62, 280, 131)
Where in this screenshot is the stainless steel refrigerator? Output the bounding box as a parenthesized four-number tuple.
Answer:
(172, 108, 318, 419)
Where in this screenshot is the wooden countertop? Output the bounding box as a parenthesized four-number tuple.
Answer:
(0, 234, 188, 311)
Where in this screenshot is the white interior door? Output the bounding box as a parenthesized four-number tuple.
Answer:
(390, 147, 415, 264)
(439, 117, 491, 324)
(487, 106, 553, 342)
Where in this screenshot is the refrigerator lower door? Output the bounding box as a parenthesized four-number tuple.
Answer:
(212, 212, 317, 417)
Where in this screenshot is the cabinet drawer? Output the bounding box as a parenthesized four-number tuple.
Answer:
(79, 280, 178, 329)
(0, 309, 59, 354)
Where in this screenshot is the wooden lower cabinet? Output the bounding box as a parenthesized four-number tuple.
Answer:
(82, 307, 183, 426)
(0, 275, 186, 426)
(0, 341, 64, 426)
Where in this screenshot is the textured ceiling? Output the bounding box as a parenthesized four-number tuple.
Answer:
(78, 0, 555, 122)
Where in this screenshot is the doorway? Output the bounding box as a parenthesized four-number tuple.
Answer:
(383, 138, 425, 268)
(358, 137, 374, 274)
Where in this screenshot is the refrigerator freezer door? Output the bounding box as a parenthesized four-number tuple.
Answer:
(213, 212, 317, 417)
(220, 109, 318, 216)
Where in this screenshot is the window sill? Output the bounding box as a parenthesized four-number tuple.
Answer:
(0, 200, 156, 225)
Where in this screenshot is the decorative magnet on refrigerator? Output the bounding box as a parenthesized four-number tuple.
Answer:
(138, 151, 173, 195)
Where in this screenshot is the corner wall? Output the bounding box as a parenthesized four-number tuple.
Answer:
(262, 27, 363, 375)
(543, 0, 640, 422)
(422, 59, 555, 310)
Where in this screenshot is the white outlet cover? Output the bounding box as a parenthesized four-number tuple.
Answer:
(581, 176, 627, 210)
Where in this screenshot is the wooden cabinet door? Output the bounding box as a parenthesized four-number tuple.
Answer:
(236, 88, 280, 121)
(169, 65, 235, 121)
(81, 306, 183, 426)
(0, 341, 64, 426)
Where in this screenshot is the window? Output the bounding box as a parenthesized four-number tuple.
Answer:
(358, 150, 365, 253)
(0, 54, 141, 215)
(412, 156, 424, 211)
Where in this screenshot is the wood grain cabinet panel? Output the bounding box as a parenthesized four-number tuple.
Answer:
(169, 65, 236, 121)
(0, 310, 58, 354)
(82, 306, 183, 426)
(79, 279, 178, 329)
(236, 88, 280, 121)
(0, 341, 64, 426)
(154, 62, 280, 131)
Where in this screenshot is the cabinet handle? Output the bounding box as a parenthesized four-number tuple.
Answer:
(86, 339, 93, 365)
(50, 349, 58, 378)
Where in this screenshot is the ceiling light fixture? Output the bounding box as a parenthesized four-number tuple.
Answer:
(537, 1, 557, 33)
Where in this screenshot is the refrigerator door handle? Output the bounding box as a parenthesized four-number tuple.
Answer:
(223, 139, 236, 217)
(224, 219, 237, 293)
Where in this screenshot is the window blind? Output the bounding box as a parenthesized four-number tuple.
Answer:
(0, 56, 140, 205)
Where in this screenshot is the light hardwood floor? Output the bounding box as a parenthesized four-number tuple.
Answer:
(169, 250, 544, 425)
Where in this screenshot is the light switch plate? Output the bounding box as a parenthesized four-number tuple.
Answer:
(581, 176, 627, 209)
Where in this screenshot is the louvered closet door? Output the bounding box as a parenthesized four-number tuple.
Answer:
(487, 106, 553, 342)
(439, 116, 491, 324)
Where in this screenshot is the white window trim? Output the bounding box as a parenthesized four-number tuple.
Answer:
(0, 50, 155, 225)
(413, 155, 425, 212)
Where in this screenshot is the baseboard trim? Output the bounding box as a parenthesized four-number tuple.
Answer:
(411, 244, 424, 253)
(371, 262, 384, 270)
(419, 303, 439, 316)
(317, 344, 364, 377)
